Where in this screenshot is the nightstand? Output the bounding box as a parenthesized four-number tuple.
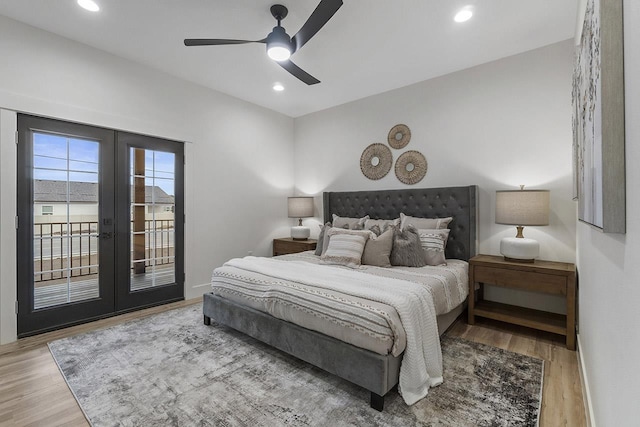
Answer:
(273, 238, 317, 256)
(468, 254, 576, 350)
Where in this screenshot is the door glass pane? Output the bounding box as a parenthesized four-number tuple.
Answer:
(33, 133, 100, 309)
(130, 148, 175, 291)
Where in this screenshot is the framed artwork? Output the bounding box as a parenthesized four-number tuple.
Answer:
(572, 0, 625, 233)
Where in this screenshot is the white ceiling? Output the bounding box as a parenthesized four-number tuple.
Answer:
(0, 1, 577, 118)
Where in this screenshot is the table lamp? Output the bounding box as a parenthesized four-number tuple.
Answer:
(495, 186, 550, 262)
(288, 196, 314, 240)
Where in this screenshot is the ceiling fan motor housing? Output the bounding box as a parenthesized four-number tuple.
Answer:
(266, 26, 293, 59)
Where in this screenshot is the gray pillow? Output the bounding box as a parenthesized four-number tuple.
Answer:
(369, 224, 382, 236)
(315, 222, 332, 256)
(365, 218, 399, 232)
(400, 213, 452, 231)
(332, 214, 369, 230)
(390, 225, 427, 267)
(362, 228, 394, 267)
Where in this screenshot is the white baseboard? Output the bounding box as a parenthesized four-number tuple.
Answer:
(186, 282, 211, 300)
(577, 334, 597, 427)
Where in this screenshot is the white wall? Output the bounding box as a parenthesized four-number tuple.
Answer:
(577, 1, 640, 425)
(0, 109, 17, 344)
(0, 16, 295, 343)
(294, 40, 576, 314)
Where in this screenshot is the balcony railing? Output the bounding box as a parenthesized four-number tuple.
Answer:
(34, 220, 174, 282)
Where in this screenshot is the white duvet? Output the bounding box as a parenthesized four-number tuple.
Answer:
(224, 256, 443, 405)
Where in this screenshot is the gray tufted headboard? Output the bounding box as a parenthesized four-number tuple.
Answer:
(323, 186, 478, 261)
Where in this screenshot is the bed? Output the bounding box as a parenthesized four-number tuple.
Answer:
(203, 186, 478, 411)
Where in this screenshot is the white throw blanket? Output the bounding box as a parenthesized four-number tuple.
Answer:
(224, 256, 443, 405)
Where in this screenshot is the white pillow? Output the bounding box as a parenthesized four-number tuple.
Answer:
(321, 229, 369, 267)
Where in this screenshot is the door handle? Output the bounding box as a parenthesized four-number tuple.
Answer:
(99, 232, 113, 239)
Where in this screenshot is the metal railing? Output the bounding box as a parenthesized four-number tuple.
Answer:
(34, 220, 174, 282)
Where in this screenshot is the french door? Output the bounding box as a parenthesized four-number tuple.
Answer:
(115, 132, 184, 311)
(17, 115, 184, 337)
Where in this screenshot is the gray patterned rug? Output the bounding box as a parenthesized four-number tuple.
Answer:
(49, 304, 543, 426)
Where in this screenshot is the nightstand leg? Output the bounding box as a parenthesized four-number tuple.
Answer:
(468, 281, 476, 325)
(566, 273, 576, 350)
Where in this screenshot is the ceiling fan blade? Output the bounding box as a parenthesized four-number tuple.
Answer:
(278, 60, 320, 85)
(184, 38, 266, 47)
(291, 0, 343, 52)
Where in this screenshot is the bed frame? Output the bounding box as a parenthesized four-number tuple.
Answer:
(204, 185, 478, 411)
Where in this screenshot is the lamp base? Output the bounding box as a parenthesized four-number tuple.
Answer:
(291, 226, 310, 240)
(500, 237, 539, 263)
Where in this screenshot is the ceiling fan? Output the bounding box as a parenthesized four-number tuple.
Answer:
(184, 0, 343, 85)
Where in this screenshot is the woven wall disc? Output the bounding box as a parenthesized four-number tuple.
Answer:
(395, 150, 427, 185)
(387, 124, 411, 149)
(360, 143, 392, 180)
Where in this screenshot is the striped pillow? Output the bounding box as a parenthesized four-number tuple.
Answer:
(418, 229, 450, 266)
(322, 230, 369, 267)
(321, 227, 375, 256)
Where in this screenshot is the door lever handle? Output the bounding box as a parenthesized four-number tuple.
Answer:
(100, 232, 113, 239)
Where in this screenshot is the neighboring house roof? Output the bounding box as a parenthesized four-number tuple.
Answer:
(34, 180, 175, 204)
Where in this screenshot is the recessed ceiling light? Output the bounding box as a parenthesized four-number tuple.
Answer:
(77, 0, 100, 12)
(273, 83, 285, 92)
(454, 7, 473, 23)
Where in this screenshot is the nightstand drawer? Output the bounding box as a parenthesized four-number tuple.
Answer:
(474, 265, 567, 296)
(273, 238, 317, 256)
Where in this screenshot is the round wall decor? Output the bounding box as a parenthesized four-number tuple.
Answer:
(360, 143, 392, 180)
(387, 124, 411, 149)
(395, 150, 427, 185)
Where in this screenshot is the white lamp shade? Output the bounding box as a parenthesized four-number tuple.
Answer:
(495, 190, 550, 226)
(288, 197, 314, 218)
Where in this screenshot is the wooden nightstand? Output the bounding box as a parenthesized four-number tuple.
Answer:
(273, 238, 317, 256)
(468, 254, 576, 350)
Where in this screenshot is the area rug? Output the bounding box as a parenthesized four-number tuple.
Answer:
(49, 303, 543, 426)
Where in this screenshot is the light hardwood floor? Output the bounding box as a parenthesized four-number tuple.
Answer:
(0, 299, 586, 426)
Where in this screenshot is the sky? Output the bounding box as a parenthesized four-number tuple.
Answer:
(33, 132, 175, 196)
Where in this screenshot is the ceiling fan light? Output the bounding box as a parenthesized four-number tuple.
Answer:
(267, 46, 291, 62)
(454, 7, 473, 23)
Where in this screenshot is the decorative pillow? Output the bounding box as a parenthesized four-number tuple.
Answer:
(400, 213, 453, 231)
(315, 222, 332, 256)
(390, 225, 427, 267)
(332, 214, 369, 230)
(368, 224, 382, 237)
(321, 227, 375, 256)
(322, 230, 368, 267)
(365, 218, 400, 232)
(417, 229, 450, 266)
(362, 228, 394, 267)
